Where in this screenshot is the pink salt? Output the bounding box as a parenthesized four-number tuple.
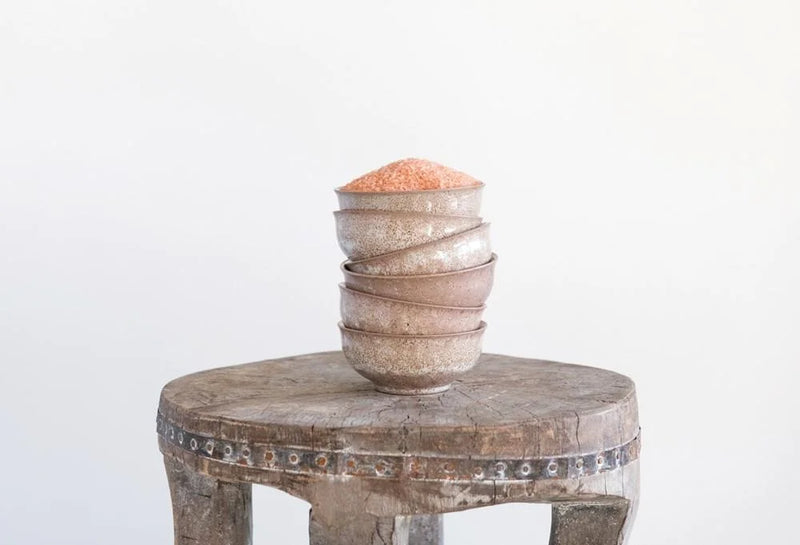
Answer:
(341, 158, 481, 192)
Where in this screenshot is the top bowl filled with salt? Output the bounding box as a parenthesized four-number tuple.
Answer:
(335, 158, 484, 216)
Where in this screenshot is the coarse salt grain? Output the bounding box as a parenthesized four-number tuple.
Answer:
(341, 158, 481, 192)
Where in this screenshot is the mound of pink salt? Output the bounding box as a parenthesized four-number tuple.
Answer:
(341, 158, 481, 192)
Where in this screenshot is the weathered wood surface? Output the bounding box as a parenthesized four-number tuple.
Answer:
(159, 351, 638, 458)
(158, 351, 640, 544)
(164, 455, 252, 545)
(408, 515, 443, 545)
(550, 500, 632, 545)
(308, 511, 441, 545)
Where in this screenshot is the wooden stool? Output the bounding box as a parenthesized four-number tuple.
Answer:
(157, 352, 640, 544)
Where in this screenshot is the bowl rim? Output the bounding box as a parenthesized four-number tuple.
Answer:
(335, 181, 484, 196)
(338, 283, 486, 311)
(345, 223, 491, 267)
(338, 321, 487, 339)
(333, 209, 482, 221)
(341, 253, 498, 279)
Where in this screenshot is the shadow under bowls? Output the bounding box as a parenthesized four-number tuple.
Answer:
(335, 183, 484, 216)
(339, 321, 487, 395)
(345, 223, 491, 276)
(334, 209, 482, 260)
(341, 253, 496, 307)
(339, 284, 485, 335)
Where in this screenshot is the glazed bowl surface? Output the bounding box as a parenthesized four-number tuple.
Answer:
(339, 321, 486, 395)
(335, 183, 484, 216)
(334, 209, 481, 260)
(345, 223, 491, 276)
(341, 254, 496, 307)
(339, 284, 484, 335)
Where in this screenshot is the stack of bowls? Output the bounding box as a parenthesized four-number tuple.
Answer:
(335, 183, 496, 395)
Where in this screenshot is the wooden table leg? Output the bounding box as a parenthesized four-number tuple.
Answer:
(549, 498, 635, 545)
(163, 456, 252, 545)
(409, 514, 443, 545)
(309, 507, 417, 545)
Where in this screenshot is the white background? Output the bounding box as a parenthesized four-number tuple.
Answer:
(1, 1, 798, 544)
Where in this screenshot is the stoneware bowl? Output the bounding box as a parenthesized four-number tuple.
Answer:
(339, 321, 487, 395)
(335, 183, 484, 216)
(341, 254, 497, 307)
(334, 210, 482, 260)
(345, 223, 492, 276)
(339, 284, 485, 335)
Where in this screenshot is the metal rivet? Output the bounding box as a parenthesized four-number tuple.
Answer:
(153, 425, 637, 482)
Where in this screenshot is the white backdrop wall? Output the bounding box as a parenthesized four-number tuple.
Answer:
(1, 2, 798, 544)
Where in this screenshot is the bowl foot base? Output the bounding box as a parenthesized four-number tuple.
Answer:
(374, 383, 452, 395)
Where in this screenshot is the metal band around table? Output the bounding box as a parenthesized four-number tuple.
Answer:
(157, 413, 640, 482)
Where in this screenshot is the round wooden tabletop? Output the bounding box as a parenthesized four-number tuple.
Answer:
(158, 352, 639, 483)
(158, 352, 641, 544)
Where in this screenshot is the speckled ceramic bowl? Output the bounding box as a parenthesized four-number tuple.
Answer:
(345, 223, 491, 276)
(341, 254, 496, 307)
(334, 210, 482, 260)
(339, 321, 486, 395)
(335, 183, 484, 216)
(339, 284, 484, 335)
